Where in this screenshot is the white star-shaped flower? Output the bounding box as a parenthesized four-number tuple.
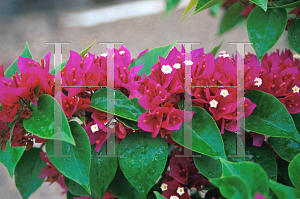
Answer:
(177, 187, 185, 196)
(220, 89, 229, 97)
(100, 53, 107, 57)
(119, 50, 125, 55)
(173, 63, 181, 69)
(254, 77, 262, 87)
(292, 85, 300, 93)
(209, 99, 218, 108)
(161, 65, 172, 74)
(184, 60, 193, 65)
(91, 124, 99, 133)
(219, 54, 230, 58)
(160, 183, 168, 191)
(170, 196, 179, 199)
(293, 54, 300, 59)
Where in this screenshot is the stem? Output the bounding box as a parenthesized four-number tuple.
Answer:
(19, 97, 34, 111)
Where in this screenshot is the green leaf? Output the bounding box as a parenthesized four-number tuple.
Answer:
(154, 191, 167, 199)
(193, 131, 244, 179)
(180, 0, 199, 20)
(49, 40, 96, 75)
(129, 41, 177, 76)
(23, 94, 75, 145)
(269, 137, 300, 162)
(0, 141, 25, 178)
(5, 42, 33, 78)
(269, 180, 300, 199)
(288, 19, 300, 54)
(177, 99, 184, 110)
(270, 0, 300, 8)
(220, 2, 246, 34)
(191, 0, 223, 17)
(33, 85, 41, 95)
(118, 132, 168, 199)
(288, 152, 300, 190)
(117, 117, 140, 130)
(209, 3, 221, 17)
(210, 176, 252, 199)
(219, 158, 269, 197)
(90, 142, 118, 199)
(108, 167, 143, 199)
(80, 115, 86, 125)
(79, 39, 96, 57)
(209, 39, 225, 57)
(46, 121, 91, 194)
(65, 177, 97, 199)
(194, 152, 222, 179)
(130, 98, 147, 113)
(245, 90, 300, 142)
(277, 158, 294, 187)
(245, 139, 277, 181)
(171, 106, 226, 159)
(90, 88, 143, 122)
(165, 0, 181, 16)
(247, 7, 287, 61)
(15, 148, 47, 199)
(67, 191, 77, 199)
(250, 0, 268, 11)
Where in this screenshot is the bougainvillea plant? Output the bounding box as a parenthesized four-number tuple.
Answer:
(167, 0, 300, 62)
(1, 41, 300, 199)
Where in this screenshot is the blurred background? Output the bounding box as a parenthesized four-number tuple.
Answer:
(0, 0, 290, 198)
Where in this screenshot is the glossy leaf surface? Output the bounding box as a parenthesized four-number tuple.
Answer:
(245, 90, 300, 142)
(288, 19, 300, 54)
(129, 41, 177, 76)
(210, 176, 252, 199)
(23, 94, 75, 145)
(118, 132, 168, 199)
(171, 106, 226, 159)
(220, 158, 269, 196)
(90, 142, 118, 199)
(247, 7, 287, 60)
(15, 148, 46, 199)
(46, 121, 91, 193)
(269, 180, 300, 199)
(90, 88, 143, 122)
(288, 152, 300, 190)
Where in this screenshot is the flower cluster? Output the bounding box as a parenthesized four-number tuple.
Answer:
(1, 44, 300, 198)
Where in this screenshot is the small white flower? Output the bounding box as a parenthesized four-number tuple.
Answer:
(91, 124, 99, 133)
(209, 99, 218, 108)
(219, 54, 230, 58)
(160, 183, 168, 191)
(161, 65, 172, 74)
(177, 187, 185, 196)
(254, 77, 262, 87)
(170, 196, 179, 199)
(119, 50, 125, 55)
(220, 89, 229, 98)
(219, 50, 227, 54)
(173, 63, 181, 69)
(101, 53, 107, 57)
(292, 85, 300, 93)
(293, 54, 300, 59)
(184, 60, 193, 65)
